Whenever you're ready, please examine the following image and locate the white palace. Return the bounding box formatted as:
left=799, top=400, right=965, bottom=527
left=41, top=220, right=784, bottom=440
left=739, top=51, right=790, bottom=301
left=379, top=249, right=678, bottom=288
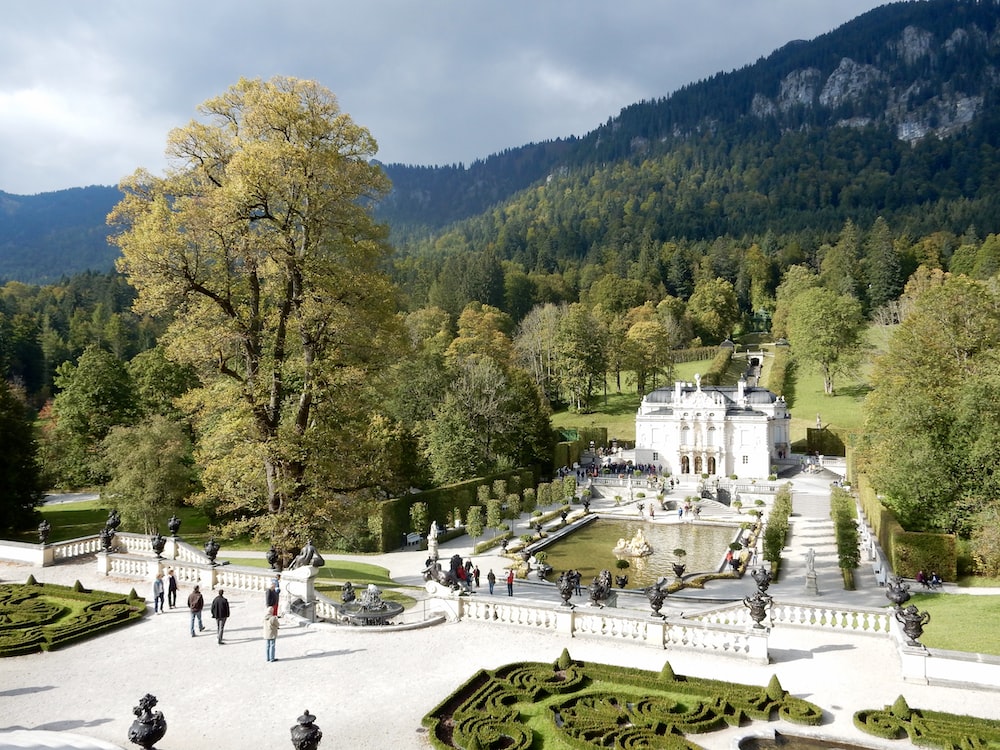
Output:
left=633, top=374, right=791, bottom=479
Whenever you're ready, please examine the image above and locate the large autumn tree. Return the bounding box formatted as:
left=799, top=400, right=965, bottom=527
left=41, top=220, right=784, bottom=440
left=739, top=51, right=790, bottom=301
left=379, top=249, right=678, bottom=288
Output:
left=108, top=77, right=402, bottom=543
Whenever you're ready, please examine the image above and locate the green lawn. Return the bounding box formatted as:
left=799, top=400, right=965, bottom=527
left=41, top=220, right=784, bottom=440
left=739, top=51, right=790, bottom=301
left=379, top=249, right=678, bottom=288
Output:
left=908, top=593, right=1000, bottom=655
left=13, top=500, right=214, bottom=546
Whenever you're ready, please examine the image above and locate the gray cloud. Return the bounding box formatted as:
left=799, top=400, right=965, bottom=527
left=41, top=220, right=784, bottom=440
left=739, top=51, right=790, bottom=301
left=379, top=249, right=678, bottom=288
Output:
left=0, top=0, right=885, bottom=194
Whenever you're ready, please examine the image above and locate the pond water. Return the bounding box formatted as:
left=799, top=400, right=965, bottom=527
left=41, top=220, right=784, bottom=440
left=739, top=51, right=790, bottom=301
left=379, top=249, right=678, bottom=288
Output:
left=740, top=733, right=892, bottom=750
left=539, top=518, right=743, bottom=590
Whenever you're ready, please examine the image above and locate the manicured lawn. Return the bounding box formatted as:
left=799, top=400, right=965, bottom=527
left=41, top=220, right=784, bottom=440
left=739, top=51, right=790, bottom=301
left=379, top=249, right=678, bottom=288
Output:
left=232, top=556, right=406, bottom=588
left=14, top=500, right=215, bottom=546
left=907, top=593, right=1000, bottom=655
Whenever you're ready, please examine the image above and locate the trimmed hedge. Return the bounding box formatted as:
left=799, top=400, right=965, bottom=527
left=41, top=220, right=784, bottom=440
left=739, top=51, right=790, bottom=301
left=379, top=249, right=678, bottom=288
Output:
left=855, top=470, right=957, bottom=581
left=0, top=580, right=145, bottom=657
left=423, top=652, right=822, bottom=749
left=374, top=467, right=538, bottom=553
left=855, top=696, right=1000, bottom=748
left=763, top=346, right=791, bottom=395
left=700, top=348, right=733, bottom=386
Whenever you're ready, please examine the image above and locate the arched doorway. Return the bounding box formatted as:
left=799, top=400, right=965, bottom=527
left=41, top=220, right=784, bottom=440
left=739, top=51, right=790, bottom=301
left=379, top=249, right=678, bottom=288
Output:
left=681, top=456, right=690, bottom=474
left=708, top=456, right=716, bottom=475
left=694, top=456, right=703, bottom=474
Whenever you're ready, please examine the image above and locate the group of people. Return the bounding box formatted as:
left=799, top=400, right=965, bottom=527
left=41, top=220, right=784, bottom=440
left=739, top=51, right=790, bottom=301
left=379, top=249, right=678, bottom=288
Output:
left=150, top=568, right=179, bottom=613
left=916, top=570, right=943, bottom=589
left=153, top=570, right=283, bottom=662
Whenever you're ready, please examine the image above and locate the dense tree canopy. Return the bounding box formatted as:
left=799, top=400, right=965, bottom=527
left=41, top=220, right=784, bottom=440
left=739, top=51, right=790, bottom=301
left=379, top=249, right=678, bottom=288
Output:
left=0, top=381, right=43, bottom=532
left=108, top=77, right=404, bottom=542
left=862, top=273, right=1000, bottom=533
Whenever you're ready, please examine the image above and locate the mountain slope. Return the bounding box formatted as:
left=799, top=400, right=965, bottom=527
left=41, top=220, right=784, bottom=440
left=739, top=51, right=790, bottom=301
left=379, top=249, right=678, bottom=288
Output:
left=376, top=0, right=1000, bottom=242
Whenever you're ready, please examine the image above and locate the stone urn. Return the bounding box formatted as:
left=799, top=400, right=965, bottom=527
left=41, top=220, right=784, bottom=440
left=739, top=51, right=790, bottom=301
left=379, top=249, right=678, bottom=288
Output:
left=167, top=514, right=181, bottom=537
left=885, top=576, right=911, bottom=608
left=582, top=498, right=591, bottom=513
left=743, top=590, right=772, bottom=628
left=99, top=525, right=115, bottom=552
left=895, top=604, right=931, bottom=646
left=560, top=510, right=569, bottom=523
left=127, top=693, right=166, bottom=750
left=290, top=709, right=322, bottom=750
left=615, top=574, right=629, bottom=588
left=645, top=584, right=666, bottom=618
left=38, top=520, right=51, bottom=545
left=557, top=572, right=575, bottom=607
left=204, top=537, right=220, bottom=566
left=150, top=532, right=166, bottom=559
left=671, top=562, right=686, bottom=581
left=751, top=566, right=772, bottom=593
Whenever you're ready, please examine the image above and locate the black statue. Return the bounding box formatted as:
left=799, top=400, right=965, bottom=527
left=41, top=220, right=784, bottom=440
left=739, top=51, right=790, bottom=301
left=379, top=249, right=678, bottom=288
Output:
left=266, top=545, right=280, bottom=570
left=560, top=510, right=569, bottom=523
left=588, top=569, right=613, bottom=607
left=751, top=567, right=772, bottom=593
left=671, top=562, right=686, bottom=581
left=290, top=709, right=322, bottom=750
left=423, top=560, right=460, bottom=589
left=289, top=539, right=325, bottom=569
left=127, top=693, right=167, bottom=750
left=99, top=525, right=115, bottom=552
left=341, top=581, right=356, bottom=604
left=167, top=514, right=181, bottom=537
left=106, top=509, right=122, bottom=533
left=150, top=532, right=166, bottom=559
left=644, top=583, right=667, bottom=618
left=743, top=590, right=772, bottom=628
left=204, top=537, right=220, bottom=565
left=895, top=604, right=931, bottom=646
left=582, top=498, right=591, bottom=513
left=557, top=571, right=575, bottom=607
left=885, top=576, right=911, bottom=608
left=615, top=574, right=629, bottom=588
left=38, top=519, right=51, bottom=545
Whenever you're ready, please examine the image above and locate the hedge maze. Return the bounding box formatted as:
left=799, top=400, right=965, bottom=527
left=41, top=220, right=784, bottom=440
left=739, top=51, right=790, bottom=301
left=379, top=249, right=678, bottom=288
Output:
left=423, top=649, right=823, bottom=749
left=0, top=578, right=145, bottom=656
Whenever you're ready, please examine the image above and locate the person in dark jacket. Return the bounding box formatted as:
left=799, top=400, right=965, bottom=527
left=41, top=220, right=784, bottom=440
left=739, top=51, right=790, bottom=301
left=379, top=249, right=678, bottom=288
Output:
left=266, top=581, right=280, bottom=616
left=166, top=568, right=178, bottom=608
left=188, top=585, right=205, bottom=637
left=210, top=589, right=230, bottom=644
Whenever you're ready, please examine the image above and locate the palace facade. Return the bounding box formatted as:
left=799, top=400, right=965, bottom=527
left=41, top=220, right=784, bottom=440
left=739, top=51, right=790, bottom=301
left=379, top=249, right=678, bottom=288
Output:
left=633, top=374, right=791, bottom=478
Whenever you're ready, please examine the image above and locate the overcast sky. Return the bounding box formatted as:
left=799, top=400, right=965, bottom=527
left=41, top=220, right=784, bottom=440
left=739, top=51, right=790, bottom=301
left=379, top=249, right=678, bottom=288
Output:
left=0, top=1, right=888, bottom=195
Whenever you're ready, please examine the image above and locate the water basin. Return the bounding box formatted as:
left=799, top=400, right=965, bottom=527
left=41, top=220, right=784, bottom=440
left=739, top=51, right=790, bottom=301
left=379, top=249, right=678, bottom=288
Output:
left=539, top=517, right=742, bottom=589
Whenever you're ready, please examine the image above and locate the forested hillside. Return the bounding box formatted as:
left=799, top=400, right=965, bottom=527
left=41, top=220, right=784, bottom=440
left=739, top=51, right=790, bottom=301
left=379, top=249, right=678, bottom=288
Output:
left=380, top=0, right=1000, bottom=320
left=0, top=187, right=121, bottom=284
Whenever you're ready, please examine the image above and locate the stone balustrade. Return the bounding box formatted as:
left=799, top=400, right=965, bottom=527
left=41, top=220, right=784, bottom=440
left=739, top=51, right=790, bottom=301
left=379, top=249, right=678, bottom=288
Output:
left=691, top=600, right=892, bottom=634
left=51, top=535, right=103, bottom=561
left=448, top=596, right=770, bottom=663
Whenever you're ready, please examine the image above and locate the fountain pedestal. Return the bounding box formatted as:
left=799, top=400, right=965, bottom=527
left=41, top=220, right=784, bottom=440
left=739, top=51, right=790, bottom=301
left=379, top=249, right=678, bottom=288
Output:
left=283, top=565, right=319, bottom=621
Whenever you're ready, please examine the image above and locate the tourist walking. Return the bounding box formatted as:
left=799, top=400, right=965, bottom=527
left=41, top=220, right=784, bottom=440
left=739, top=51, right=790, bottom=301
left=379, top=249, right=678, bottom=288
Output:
left=506, top=569, right=515, bottom=596
left=210, top=589, right=230, bottom=644
left=188, top=585, right=205, bottom=636
left=263, top=608, right=279, bottom=662
left=473, top=565, right=480, bottom=588
left=266, top=581, right=280, bottom=616
left=152, top=573, right=164, bottom=614
left=166, top=569, right=178, bottom=608
left=486, top=569, right=496, bottom=595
